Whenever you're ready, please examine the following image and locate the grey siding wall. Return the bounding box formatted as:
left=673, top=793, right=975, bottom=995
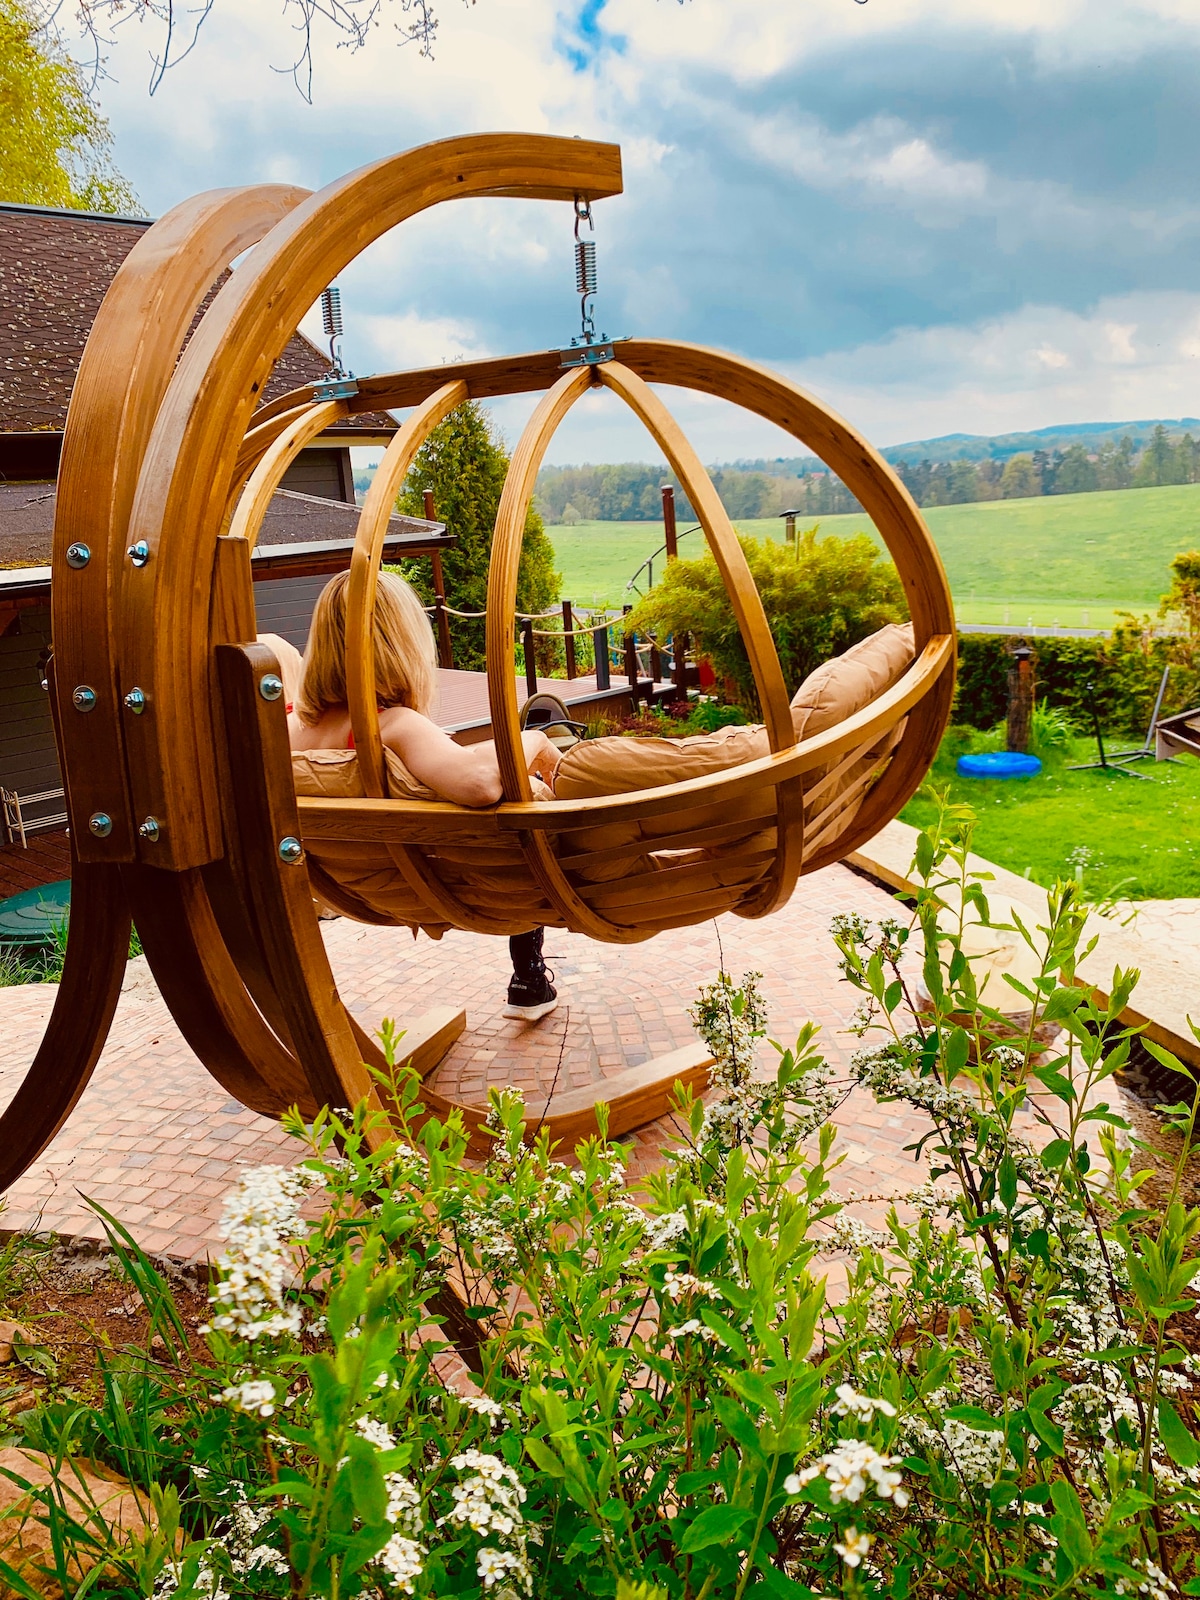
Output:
left=0, top=582, right=323, bottom=820
left=253, top=574, right=324, bottom=651
left=280, top=448, right=353, bottom=503
left=0, top=605, right=60, bottom=802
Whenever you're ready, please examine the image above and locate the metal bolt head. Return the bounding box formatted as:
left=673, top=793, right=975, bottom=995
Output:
left=72, top=684, right=97, bottom=713
left=278, top=835, right=303, bottom=864
left=259, top=674, right=284, bottom=702
left=65, top=542, right=91, bottom=569
left=123, top=687, right=146, bottom=715
left=127, top=540, right=150, bottom=567
left=138, top=816, right=161, bottom=842
left=88, top=812, right=113, bottom=838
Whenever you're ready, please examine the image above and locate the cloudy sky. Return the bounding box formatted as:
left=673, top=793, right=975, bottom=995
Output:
left=92, top=0, right=1200, bottom=463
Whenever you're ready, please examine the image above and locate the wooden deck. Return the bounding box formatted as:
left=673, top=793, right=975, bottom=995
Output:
left=438, top=668, right=678, bottom=741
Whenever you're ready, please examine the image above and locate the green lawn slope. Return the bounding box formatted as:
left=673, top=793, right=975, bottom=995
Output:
left=546, top=481, right=1200, bottom=626
left=900, top=734, right=1200, bottom=900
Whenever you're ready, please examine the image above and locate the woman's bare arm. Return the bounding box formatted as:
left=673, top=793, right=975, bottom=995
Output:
left=381, top=708, right=559, bottom=807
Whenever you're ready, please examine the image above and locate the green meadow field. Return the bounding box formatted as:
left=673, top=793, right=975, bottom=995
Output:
left=545, top=481, right=1200, bottom=626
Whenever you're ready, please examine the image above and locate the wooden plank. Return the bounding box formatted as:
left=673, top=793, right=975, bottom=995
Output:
left=228, top=400, right=348, bottom=549
left=53, top=182, right=310, bottom=866
left=0, top=856, right=129, bottom=1194
left=556, top=815, right=777, bottom=872
left=347, top=382, right=466, bottom=797
left=123, top=862, right=317, bottom=1116
left=522, top=1042, right=713, bottom=1144
left=118, top=135, right=623, bottom=871
left=575, top=848, right=777, bottom=910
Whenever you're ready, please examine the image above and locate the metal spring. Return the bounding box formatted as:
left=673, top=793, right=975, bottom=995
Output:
left=320, top=285, right=344, bottom=339
left=575, top=239, right=597, bottom=297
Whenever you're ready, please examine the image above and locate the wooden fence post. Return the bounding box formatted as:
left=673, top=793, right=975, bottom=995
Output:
left=422, top=489, right=454, bottom=671
left=593, top=622, right=610, bottom=691
left=521, top=617, right=538, bottom=703
left=662, top=484, right=677, bottom=562
left=562, top=599, right=577, bottom=680
left=623, top=604, right=639, bottom=708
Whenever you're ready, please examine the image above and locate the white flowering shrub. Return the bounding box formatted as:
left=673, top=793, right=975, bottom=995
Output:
left=8, top=797, right=1200, bottom=1599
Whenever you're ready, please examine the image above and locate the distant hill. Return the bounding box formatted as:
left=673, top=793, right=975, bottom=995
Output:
left=732, top=418, right=1200, bottom=474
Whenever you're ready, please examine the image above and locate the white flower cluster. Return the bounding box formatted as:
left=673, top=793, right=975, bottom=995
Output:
left=1115, top=1556, right=1176, bottom=1600
left=357, top=1415, right=396, bottom=1450
left=463, top=1394, right=507, bottom=1424
left=385, top=1473, right=422, bottom=1535
left=690, top=971, right=768, bottom=1090
left=218, top=1378, right=276, bottom=1418
left=152, top=1559, right=228, bottom=1599
left=206, top=1163, right=322, bottom=1341
left=833, top=1524, right=873, bottom=1568
left=666, top=1318, right=720, bottom=1344
left=820, top=1216, right=887, bottom=1256
left=904, top=1414, right=1013, bottom=1486
left=378, top=1534, right=426, bottom=1595
left=218, top=1492, right=290, bottom=1578
left=786, top=1438, right=908, bottom=1508
left=830, top=1385, right=898, bottom=1423
left=662, top=1269, right=717, bottom=1302
left=440, top=1451, right=526, bottom=1538
left=439, top=1450, right=532, bottom=1595
left=644, top=1209, right=689, bottom=1251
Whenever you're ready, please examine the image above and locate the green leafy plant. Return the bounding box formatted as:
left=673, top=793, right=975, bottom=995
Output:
left=8, top=802, right=1200, bottom=1597
left=625, top=525, right=906, bottom=712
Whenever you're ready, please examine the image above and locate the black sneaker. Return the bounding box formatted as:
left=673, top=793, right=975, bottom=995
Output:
left=504, top=966, right=559, bottom=1022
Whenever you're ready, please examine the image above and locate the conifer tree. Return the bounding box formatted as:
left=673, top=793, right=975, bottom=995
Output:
left=396, top=400, right=560, bottom=673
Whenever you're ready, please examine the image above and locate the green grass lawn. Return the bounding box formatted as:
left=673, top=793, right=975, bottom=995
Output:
left=547, top=481, right=1200, bottom=625
left=899, top=730, right=1200, bottom=901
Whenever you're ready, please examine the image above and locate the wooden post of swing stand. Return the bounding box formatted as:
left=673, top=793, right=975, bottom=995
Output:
left=662, top=484, right=678, bottom=562
left=593, top=619, right=610, bottom=691
left=562, top=599, right=577, bottom=680
left=623, top=604, right=640, bottom=709
left=672, top=631, right=690, bottom=704
left=521, top=616, right=538, bottom=703
left=1007, top=643, right=1034, bottom=753
left=423, top=489, right=454, bottom=670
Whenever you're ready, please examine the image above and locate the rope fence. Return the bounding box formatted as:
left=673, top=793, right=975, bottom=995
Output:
left=397, top=484, right=700, bottom=704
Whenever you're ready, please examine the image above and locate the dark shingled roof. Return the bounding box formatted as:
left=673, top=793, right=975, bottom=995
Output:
left=0, top=481, right=436, bottom=570
left=0, top=202, right=395, bottom=435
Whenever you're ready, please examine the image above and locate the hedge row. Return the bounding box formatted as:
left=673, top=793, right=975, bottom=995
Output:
left=953, top=632, right=1184, bottom=736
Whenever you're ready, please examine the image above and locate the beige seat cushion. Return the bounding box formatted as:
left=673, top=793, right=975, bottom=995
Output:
left=552, top=623, right=916, bottom=882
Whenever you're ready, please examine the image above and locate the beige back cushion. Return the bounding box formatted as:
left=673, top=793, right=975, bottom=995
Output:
left=789, top=622, right=915, bottom=739
left=291, top=748, right=553, bottom=804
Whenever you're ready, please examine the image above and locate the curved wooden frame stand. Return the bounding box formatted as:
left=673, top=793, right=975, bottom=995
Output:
left=0, top=133, right=956, bottom=1196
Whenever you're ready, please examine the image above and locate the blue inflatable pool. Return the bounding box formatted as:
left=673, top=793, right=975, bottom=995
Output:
left=956, top=751, right=1042, bottom=780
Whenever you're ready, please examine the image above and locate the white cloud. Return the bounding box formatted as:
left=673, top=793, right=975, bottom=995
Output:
left=359, top=309, right=493, bottom=369
left=81, top=0, right=1200, bottom=468
left=785, top=291, right=1200, bottom=447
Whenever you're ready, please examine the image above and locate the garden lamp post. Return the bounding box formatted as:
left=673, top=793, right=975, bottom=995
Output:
left=1006, top=643, right=1034, bottom=753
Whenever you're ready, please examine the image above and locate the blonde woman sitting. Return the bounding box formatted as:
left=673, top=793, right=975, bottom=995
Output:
left=282, top=569, right=562, bottom=1020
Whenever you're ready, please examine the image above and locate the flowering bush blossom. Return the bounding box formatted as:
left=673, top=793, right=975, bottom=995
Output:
left=13, top=801, right=1200, bottom=1598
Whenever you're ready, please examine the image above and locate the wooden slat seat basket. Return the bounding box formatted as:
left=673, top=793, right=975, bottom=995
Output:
left=0, top=131, right=956, bottom=1216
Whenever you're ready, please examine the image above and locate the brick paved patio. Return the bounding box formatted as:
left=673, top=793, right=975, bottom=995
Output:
left=0, top=858, right=1072, bottom=1262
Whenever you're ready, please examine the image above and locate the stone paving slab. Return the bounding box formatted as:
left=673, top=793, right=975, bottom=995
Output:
left=0, top=859, right=1063, bottom=1263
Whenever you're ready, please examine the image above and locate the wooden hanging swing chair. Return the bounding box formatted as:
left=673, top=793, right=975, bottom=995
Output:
left=0, top=134, right=955, bottom=1191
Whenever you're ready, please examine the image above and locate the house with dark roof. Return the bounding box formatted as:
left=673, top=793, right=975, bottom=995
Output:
left=0, top=200, right=450, bottom=856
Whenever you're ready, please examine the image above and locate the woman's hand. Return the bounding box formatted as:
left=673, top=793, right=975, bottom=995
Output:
left=522, top=729, right=561, bottom=791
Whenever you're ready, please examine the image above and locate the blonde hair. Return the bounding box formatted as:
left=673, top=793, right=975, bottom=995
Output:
left=297, top=569, right=438, bottom=724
